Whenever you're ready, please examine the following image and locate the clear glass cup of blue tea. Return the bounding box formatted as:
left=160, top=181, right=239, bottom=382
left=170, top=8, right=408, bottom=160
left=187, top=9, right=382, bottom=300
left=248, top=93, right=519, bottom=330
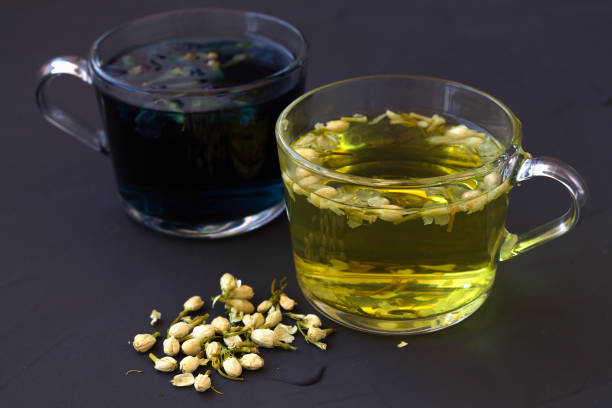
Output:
left=36, top=9, right=307, bottom=237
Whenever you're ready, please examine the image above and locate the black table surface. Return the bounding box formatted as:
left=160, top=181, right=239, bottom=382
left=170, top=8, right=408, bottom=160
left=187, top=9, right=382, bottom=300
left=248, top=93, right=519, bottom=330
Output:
left=3, top=0, right=611, bottom=406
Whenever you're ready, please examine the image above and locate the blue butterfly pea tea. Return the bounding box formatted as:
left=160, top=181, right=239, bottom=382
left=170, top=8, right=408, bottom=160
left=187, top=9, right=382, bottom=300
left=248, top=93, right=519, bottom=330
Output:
left=98, top=39, right=305, bottom=227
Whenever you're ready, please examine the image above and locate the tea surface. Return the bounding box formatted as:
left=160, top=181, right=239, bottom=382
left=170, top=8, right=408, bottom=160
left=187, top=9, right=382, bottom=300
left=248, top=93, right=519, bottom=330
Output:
left=103, top=39, right=292, bottom=90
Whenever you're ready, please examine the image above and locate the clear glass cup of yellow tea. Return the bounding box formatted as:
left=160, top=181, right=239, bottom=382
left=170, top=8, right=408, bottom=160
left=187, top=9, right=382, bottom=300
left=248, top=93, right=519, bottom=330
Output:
left=275, top=75, right=587, bottom=334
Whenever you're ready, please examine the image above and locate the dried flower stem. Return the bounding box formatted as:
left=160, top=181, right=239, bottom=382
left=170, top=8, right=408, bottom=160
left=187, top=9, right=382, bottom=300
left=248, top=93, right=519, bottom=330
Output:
left=125, top=369, right=144, bottom=376
left=178, top=333, right=220, bottom=344
left=169, top=309, right=189, bottom=326
left=275, top=342, right=297, bottom=351
left=222, top=327, right=250, bottom=338
left=259, top=277, right=288, bottom=307
left=231, top=346, right=257, bottom=354
left=198, top=336, right=217, bottom=347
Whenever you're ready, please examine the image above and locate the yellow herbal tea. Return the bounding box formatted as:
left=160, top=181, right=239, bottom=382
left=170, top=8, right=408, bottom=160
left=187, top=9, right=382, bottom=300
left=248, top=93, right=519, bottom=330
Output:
left=281, top=111, right=511, bottom=329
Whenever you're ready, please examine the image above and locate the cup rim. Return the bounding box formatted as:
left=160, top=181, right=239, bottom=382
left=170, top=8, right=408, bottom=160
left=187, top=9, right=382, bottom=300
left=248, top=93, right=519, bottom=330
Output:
left=89, top=8, right=308, bottom=96
left=276, top=74, right=522, bottom=188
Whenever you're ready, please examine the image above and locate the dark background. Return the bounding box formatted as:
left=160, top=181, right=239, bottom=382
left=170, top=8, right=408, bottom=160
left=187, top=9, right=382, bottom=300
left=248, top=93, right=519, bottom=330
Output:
left=2, top=0, right=611, bottom=407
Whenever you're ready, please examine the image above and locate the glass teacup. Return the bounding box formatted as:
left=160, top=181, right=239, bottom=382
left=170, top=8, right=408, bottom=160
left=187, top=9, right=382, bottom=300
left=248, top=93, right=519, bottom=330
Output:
left=36, top=9, right=307, bottom=238
left=276, top=75, right=587, bottom=334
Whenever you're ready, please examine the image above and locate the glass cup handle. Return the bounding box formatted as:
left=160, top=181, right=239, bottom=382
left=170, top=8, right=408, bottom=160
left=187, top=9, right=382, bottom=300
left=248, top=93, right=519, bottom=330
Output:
left=499, top=156, right=588, bottom=261
left=36, top=56, right=108, bottom=154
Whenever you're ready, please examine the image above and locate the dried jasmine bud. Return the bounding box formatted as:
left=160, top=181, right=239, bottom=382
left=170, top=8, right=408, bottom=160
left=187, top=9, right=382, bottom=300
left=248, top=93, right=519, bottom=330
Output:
left=279, top=294, right=297, bottom=311
left=181, top=338, right=202, bottom=356
left=192, top=324, right=216, bottom=339
left=167, top=322, right=191, bottom=338
left=292, top=316, right=335, bottom=351
left=211, top=316, right=231, bottom=334
left=168, top=314, right=208, bottom=338
left=220, top=273, right=238, bottom=293
left=132, top=332, right=160, bottom=352
left=171, top=373, right=195, bottom=387
left=251, top=328, right=296, bottom=350
left=240, top=353, right=264, bottom=371
left=169, top=297, right=206, bottom=327
left=213, top=274, right=254, bottom=313
left=223, top=335, right=243, bottom=349
left=229, top=285, right=255, bottom=300
left=274, top=324, right=297, bottom=344
left=194, top=371, right=212, bottom=392
left=179, top=355, right=200, bottom=373
left=302, top=314, right=322, bottom=328
left=149, top=353, right=177, bottom=372
left=287, top=313, right=322, bottom=329
left=264, top=306, right=283, bottom=328
left=184, top=296, right=204, bottom=312
left=163, top=336, right=180, bottom=356
left=225, top=298, right=255, bottom=314
left=205, top=341, right=222, bottom=359
left=222, top=356, right=242, bottom=378
left=257, top=300, right=273, bottom=313
left=307, top=327, right=335, bottom=342
left=150, top=310, right=161, bottom=326
left=251, top=329, right=275, bottom=348
left=242, top=313, right=265, bottom=330
left=209, top=346, right=245, bottom=381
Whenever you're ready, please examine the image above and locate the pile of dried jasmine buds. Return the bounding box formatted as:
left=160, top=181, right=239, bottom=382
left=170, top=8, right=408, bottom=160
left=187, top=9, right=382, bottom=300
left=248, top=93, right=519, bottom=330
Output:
left=130, top=274, right=334, bottom=394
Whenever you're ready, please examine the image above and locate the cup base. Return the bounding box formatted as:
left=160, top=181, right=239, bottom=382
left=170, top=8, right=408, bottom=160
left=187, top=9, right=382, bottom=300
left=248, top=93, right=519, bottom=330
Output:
left=121, top=198, right=285, bottom=238
left=304, top=289, right=490, bottom=335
